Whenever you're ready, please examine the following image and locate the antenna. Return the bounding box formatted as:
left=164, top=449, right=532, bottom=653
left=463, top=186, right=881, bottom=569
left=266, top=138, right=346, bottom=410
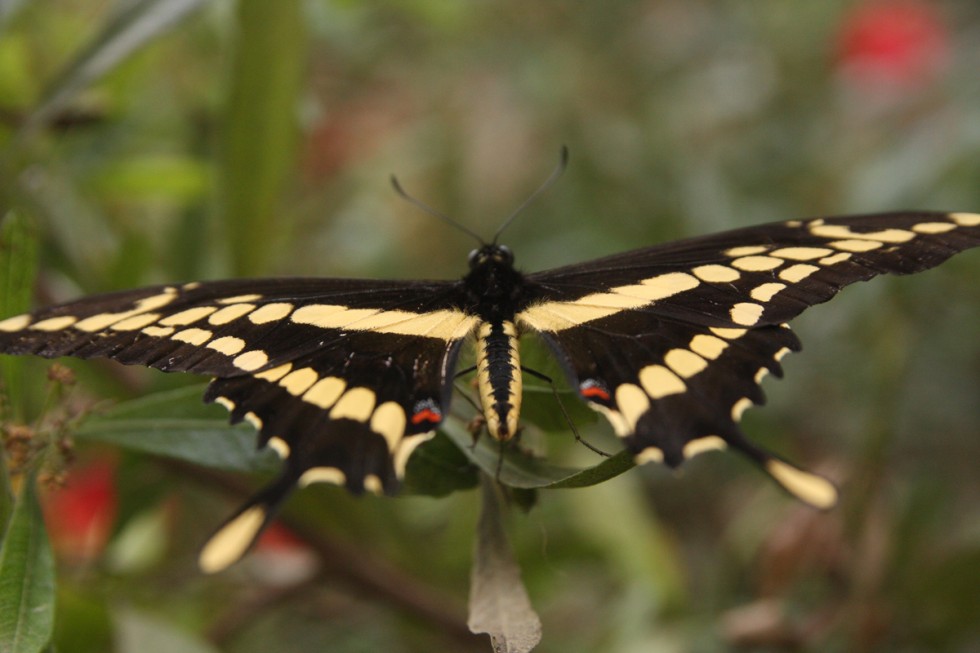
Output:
left=492, top=145, right=569, bottom=244
left=391, top=146, right=570, bottom=245
left=390, top=175, right=485, bottom=245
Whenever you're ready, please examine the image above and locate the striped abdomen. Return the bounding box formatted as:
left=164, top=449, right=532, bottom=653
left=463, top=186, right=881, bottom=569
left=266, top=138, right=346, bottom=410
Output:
left=475, top=320, right=522, bottom=440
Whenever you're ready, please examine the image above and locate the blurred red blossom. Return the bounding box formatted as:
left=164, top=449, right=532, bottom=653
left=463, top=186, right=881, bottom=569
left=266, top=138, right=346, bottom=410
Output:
left=836, top=0, right=949, bottom=89
left=251, top=522, right=319, bottom=585
left=42, top=457, right=118, bottom=563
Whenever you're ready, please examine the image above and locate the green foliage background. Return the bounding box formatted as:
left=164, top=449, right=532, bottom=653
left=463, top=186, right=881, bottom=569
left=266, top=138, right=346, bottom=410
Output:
left=1, top=1, right=979, bottom=651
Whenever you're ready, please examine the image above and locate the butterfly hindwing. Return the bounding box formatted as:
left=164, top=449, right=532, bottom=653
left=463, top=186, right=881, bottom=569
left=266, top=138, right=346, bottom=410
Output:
left=518, top=212, right=980, bottom=505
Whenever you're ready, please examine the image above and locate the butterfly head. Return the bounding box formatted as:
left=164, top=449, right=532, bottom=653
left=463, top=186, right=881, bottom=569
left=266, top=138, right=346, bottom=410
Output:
left=468, top=244, right=515, bottom=270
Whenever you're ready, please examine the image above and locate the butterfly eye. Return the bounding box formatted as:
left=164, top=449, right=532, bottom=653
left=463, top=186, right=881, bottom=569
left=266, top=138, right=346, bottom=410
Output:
left=496, top=245, right=514, bottom=265
left=467, top=248, right=481, bottom=268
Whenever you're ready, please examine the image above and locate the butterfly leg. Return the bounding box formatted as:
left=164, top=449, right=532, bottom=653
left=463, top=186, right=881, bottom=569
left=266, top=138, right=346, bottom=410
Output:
left=520, top=366, right=611, bottom=458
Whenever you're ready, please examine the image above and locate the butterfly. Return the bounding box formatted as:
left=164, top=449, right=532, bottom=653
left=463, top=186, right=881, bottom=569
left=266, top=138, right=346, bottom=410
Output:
left=1, top=203, right=977, bottom=572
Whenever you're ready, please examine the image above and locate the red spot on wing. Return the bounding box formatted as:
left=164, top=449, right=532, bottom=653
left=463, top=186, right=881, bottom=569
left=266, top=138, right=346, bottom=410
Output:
left=411, top=408, right=442, bottom=425
left=580, top=381, right=610, bottom=402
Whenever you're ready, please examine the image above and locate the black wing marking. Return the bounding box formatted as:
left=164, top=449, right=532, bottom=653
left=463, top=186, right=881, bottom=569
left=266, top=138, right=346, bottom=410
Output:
left=517, top=212, right=980, bottom=506
left=0, top=276, right=479, bottom=570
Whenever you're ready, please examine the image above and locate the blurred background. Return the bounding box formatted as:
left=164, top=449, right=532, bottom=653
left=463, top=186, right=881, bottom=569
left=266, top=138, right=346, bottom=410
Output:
left=0, top=1, right=978, bottom=651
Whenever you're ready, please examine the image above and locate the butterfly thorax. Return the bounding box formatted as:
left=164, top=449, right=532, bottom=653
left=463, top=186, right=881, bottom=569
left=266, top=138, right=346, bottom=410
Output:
left=463, top=244, right=525, bottom=440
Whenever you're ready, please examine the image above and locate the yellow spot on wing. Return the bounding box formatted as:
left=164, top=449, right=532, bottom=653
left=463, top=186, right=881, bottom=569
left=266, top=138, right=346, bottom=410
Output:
left=689, top=334, right=728, bottom=360
left=303, top=376, right=346, bottom=408
left=255, top=363, right=292, bottom=382
left=371, top=401, right=407, bottom=451
left=244, top=412, right=262, bottom=429
left=638, top=365, right=685, bottom=399
left=693, top=264, right=740, bottom=283
left=267, top=436, right=290, bottom=458
left=233, top=350, right=269, bottom=372
left=634, top=447, right=664, bottom=464
left=615, top=383, right=650, bottom=432
left=172, top=328, right=213, bottom=345
left=829, top=239, right=882, bottom=252
left=393, top=432, right=435, bottom=478
left=199, top=506, right=267, bottom=573
left=710, top=327, right=747, bottom=340
left=300, top=467, right=346, bottom=487
left=31, top=316, right=78, bottom=331
left=725, top=245, right=769, bottom=256
left=219, top=294, right=263, bottom=304
left=810, top=224, right=913, bottom=243
left=110, top=313, right=160, bottom=331
left=214, top=396, right=235, bottom=411
left=912, top=222, right=956, bottom=234
left=731, top=256, right=782, bottom=272
left=818, top=252, right=852, bottom=265
left=779, top=264, right=819, bottom=283
left=683, top=435, right=726, bottom=458
left=750, top=282, right=786, bottom=302
left=731, top=397, right=753, bottom=420
left=279, top=367, right=319, bottom=395
left=591, top=404, right=631, bottom=437
left=765, top=460, right=838, bottom=509
left=664, top=348, right=708, bottom=378
left=730, top=302, right=764, bottom=326
left=142, top=326, right=175, bottom=337
left=248, top=303, right=294, bottom=324
left=770, top=246, right=834, bottom=260
left=330, top=387, right=376, bottom=421
left=950, top=212, right=980, bottom=226
left=208, top=303, right=255, bottom=325
left=363, top=475, right=384, bottom=495
left=206, top=336, right=246, bottom=355
left=0, top=314, right=30, bottom=331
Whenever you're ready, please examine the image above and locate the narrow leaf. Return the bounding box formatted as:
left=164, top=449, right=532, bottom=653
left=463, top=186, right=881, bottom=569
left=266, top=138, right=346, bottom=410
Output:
left=468, top=476, right=541, bottom=653
left=75, top=386, right=278, bottom=474
left=0, top=210, right=37, bottom=412
left=220, top=0, right=307, bottom=275
left=0, top=473, right=56, bottom=653
left=441, top=419, right=634, bottom=490
left=24, top=0, right=207, bottom=134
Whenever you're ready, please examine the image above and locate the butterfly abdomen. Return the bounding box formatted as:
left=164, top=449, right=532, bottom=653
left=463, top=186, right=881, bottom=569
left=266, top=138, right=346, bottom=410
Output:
left=475, top=320, right=522, bottom=440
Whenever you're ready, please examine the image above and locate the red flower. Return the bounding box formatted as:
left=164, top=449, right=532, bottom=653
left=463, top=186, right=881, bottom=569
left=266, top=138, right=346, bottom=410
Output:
left=43, top=458, right=118, bottom=563
left=836, top=0, right=949, bottom=88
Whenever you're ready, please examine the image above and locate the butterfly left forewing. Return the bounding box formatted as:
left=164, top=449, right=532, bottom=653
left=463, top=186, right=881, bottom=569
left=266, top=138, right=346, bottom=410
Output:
left=518, top=211, right=979, bottom=506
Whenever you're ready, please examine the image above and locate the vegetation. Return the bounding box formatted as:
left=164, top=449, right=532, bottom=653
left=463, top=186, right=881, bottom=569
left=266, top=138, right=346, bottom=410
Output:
left=1, top=1, right=978, bottom=651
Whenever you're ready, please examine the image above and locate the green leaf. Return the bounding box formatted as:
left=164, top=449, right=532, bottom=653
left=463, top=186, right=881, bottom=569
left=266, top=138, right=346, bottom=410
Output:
left=75, top=386, right=278, bottom=474
left=440, top=419, right=634, bottom=490
left=0, top=210, right=37, bottom=413
left=219, top=0, right=307, bottom=275
left=0, top=451, right=12, bottom=551
left=0, top=473, right=56, bottom=653
left=402, top=431, right=479, bottom=497
left=51, top=588, right=113, bottom=653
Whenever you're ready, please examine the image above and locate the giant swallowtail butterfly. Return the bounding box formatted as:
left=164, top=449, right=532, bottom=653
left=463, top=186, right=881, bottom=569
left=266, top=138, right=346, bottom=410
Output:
left=1, top=203, right=977, bottom=572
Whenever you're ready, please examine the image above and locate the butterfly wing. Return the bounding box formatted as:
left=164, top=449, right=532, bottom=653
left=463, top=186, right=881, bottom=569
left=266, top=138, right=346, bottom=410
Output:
left=517, top=212, right=980, bottom=506
left=0, top=276, right=479, bottom=569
